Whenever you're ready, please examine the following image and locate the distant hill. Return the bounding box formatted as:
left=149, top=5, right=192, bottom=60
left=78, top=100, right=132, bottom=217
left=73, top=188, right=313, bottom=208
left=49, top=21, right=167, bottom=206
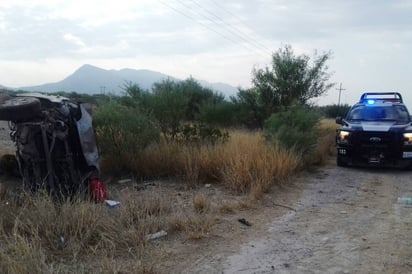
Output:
left=17, top=64, right=239, bottom=96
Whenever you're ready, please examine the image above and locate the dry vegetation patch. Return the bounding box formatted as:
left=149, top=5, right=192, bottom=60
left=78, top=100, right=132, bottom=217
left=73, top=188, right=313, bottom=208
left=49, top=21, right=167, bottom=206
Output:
left=102, top=130, right=301, bottom=199
left=0, top=121, right=337, bottom=273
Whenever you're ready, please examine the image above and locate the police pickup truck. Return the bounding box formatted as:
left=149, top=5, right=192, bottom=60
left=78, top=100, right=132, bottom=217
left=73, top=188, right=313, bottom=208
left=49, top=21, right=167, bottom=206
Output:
left=336, top=92, right=412, bottom=168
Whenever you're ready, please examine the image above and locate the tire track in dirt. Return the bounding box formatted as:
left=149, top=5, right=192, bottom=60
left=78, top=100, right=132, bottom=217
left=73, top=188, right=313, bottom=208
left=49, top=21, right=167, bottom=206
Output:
left=194, top=162, right=412, bottom=273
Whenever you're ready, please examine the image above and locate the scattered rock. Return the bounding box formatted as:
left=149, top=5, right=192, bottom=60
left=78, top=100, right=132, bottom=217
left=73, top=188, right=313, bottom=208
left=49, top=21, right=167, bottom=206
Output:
left=58, top=236, right=66, bottom=250
left=118, top=178, right=132, bottom=184
left=238, top=218, right=252, bottom=227
left=146, top=230, right=168, bottom=241
left=205, top=184, right=211, bottom=188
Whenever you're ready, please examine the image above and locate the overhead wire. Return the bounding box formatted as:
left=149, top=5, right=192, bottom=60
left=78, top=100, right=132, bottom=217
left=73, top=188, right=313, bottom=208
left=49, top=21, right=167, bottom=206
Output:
left=173, top=0, right=267, bottom=57
left=189, top=0, right=272, bottom=55
left=157, top=1, right=245, bottom=49
left=207, top=0, right=274, bottom=54
left=157, top=0, right=269, bottom=59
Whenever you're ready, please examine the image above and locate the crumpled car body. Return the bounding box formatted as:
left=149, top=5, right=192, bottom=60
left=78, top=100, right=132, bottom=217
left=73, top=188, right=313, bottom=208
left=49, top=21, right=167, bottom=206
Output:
left=0, top=92, right=100, bottom=198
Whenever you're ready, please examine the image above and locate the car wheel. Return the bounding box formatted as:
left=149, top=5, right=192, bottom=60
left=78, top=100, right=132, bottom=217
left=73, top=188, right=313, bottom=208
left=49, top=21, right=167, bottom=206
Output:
left=0, top=97, right=42, bottom=121
left=337, top=155, right=348, bottom=167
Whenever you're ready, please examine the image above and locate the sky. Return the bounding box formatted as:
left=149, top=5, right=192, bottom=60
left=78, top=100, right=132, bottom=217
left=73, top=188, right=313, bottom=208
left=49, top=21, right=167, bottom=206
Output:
left=0, top=0, right=412, bottom=106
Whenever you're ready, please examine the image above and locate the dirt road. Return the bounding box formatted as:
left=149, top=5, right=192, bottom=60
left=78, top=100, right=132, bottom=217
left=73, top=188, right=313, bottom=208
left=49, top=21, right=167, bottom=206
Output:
left=191, top=162, right=412, bottom=273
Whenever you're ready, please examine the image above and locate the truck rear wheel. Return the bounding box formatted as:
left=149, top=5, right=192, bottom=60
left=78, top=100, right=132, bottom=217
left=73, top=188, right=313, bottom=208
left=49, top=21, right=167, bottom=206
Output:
left=0, top=97, right=41, bottom=121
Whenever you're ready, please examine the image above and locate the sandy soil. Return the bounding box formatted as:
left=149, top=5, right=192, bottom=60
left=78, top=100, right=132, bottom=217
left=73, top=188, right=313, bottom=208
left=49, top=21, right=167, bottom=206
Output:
left=179, top=161, right=412, bottom=274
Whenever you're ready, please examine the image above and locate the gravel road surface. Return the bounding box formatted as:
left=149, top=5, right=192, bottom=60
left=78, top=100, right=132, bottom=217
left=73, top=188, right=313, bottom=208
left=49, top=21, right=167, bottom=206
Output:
left=193, top=162, right=412, bottom=273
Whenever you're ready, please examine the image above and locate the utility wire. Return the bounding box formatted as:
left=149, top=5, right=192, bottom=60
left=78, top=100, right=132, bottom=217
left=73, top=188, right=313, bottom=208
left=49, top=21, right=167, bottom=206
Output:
left=189, top=0, right=272, bottom=55
left=208, top=0, right=274, bottom=54
left=158, top=0, right=268, bottom=59
left=158, top=1, right=241, bottom=47
left=173, top=0, right=266, bottom=57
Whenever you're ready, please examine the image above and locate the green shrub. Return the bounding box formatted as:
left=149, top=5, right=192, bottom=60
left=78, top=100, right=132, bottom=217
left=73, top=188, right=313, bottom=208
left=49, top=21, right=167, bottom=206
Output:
left=264, top=105, right=320, bottom=154
left=149, top=79, right=189, bottom=139
left=198, top=101, right=241, bottom=127
left=93, top=100, right=160, bottom=171
left=319, top=104, right=351, bottom=118
left=180, top=124, right=229, bottom=145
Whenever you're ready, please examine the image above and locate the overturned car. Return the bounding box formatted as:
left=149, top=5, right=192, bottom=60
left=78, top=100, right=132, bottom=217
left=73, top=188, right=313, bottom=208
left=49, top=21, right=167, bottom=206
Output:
left=0, top=93, right=104, bottom=198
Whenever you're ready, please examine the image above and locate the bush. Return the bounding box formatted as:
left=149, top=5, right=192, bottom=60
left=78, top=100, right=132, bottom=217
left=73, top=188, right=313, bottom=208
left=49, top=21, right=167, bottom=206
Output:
left=320, top=104, right=351, bottom=118
left=264, top=105, right=320, bottom=155
left=93, top=100, right=160, bottom=172
left=179, top=124, right=229, bottom=145
left=149, top=79, right=189, bottom=139
left=198, top=101, right=241, bottom=127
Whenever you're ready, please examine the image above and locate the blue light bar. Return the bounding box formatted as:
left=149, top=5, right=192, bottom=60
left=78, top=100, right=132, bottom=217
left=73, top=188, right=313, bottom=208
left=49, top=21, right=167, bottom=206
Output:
left=367, top=100, right=375, bottom=105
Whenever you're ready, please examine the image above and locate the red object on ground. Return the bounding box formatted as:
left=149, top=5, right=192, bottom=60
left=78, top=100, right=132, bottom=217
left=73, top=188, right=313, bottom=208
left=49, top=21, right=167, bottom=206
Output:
left=90, top=176, right=108, bottom=202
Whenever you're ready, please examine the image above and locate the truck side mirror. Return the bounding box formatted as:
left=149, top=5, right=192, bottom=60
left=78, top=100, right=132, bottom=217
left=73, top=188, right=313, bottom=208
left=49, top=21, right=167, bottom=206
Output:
left=336, top=116, right=343, bottom=125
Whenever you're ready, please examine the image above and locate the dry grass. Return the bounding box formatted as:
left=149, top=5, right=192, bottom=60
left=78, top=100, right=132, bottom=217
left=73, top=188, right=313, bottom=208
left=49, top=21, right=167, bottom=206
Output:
left=192, top=193, right=211, bottom=214
left=167, top=212, right=215, bottom=240
left=0, top=122, right=338, bottom=272
left=0, top=187, right=171, bottom=273
left=318, top=118, right=340, bottom=135
left=309, top=118, right=339, bottom=165
left=0, top=183, right=221, bottom=273
left=218, top=202, right=237, bottom=214
left=106, top=130, right=301, bottom=200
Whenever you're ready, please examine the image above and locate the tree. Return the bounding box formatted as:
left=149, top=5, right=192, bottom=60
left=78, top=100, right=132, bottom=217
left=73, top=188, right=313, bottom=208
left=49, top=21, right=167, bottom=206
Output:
left=199, top=100, right=240, bottom=127
left=231, top=88, right=265, bottom=129
left=252, top=45, right=334, bottom=119
left=149, top=79, right=189, bottom=139
left=179, top=77, right=225, bottom=121
left=93, top=100, right=160, bottom=157
left=119, top=81, right=150, bottom=108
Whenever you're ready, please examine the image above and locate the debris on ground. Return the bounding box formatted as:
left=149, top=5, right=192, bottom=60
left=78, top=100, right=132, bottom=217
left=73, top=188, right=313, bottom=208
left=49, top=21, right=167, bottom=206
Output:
left=135, top=182, right=157, bottom=191
left=146, top=230, right=168, bottom=241
left=90, top=177, right=108, bottom=202
left=105, top=200, right=121, bottom=207
left=238, top=218, right=252, bottom=227
left=118, top=178, right=132, bottom=184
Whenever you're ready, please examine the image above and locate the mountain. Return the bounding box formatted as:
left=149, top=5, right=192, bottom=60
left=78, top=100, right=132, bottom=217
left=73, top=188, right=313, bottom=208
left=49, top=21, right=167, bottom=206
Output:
left=18, top=64, right=239, bottom=96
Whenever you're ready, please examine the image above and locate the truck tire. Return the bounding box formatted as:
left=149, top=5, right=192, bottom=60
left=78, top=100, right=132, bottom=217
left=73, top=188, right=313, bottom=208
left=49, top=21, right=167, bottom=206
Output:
left=0, top=97, right=42, bottom=121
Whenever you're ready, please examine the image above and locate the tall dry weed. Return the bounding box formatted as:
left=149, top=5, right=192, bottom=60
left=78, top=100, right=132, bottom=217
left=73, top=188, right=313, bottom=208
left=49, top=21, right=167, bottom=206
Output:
left=310, top=119, right=339, bottom=165
left=0, top=189, right=168, bottom=273
left=215, top=131, right=299, bottom=196
left=125, top=130, right=300, bottom=198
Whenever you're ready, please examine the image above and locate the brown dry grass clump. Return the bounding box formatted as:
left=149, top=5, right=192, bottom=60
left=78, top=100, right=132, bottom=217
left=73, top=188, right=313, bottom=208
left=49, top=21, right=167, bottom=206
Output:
left=106, top=130, right=301, bottom=199
left=0, top=188, right=150, bottom=273
left=310, top=119, right=339, bottom=165
left=0, top=185, right=216, bottom=273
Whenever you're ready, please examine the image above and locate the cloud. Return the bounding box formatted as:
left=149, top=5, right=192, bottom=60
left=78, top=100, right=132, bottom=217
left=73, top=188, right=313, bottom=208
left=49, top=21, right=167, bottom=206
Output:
left=63, top=33, right=86, bottom=47
left=0, top=0, right=412, bottom=106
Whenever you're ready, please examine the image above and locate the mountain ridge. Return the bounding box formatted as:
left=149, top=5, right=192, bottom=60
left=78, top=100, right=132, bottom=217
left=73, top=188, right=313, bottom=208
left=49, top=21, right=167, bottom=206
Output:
left=14, top=64, right=239, bottom=96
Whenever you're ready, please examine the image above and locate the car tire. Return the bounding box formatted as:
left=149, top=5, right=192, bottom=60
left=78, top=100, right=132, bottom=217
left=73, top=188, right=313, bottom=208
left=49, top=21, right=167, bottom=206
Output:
left=337, top=155, right=348, bottom=167
left=0, top=97, right=42, bottom=121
